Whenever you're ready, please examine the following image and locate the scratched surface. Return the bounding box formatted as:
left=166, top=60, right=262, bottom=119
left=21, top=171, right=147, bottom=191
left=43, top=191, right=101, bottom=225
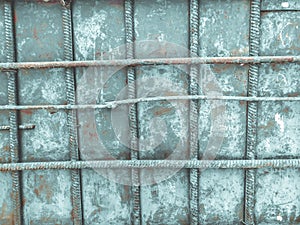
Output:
left=15, top=1, right=73, bottom=224
left=0, top=0, right=299, bottom=225
left=261, top=0, right=300, bottom=11
left=73, top=1, right=132, bottom=224
left=255, top=10, right=300, bottom=225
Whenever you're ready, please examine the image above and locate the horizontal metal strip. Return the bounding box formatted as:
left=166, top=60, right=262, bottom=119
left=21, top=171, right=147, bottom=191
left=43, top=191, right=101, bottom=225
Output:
left=0, top=95, right=299, bottom=111
left=0, top=159, right=299, bottom=171
left=0, top=56, right=299, bottom=70
left=0, top=124, right=35, bottom=130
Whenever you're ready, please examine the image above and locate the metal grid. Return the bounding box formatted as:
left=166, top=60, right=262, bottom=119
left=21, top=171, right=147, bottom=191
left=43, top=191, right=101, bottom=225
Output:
left=0, top=0, right=299, bottom=224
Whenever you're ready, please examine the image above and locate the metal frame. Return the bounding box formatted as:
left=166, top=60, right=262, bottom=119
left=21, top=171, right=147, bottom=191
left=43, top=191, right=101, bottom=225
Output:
left=1, top=0, right=299, bottom=224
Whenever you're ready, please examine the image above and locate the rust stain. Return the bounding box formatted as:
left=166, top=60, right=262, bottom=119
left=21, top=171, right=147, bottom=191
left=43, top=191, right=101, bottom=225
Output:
left=102, top=155, right=115, bottom=160
left=282, top=107, right=290, bottom=113
left=121, top=185, right=130, bottom=202
left=33, top=28, right=38, bottom=40
left=0, top=203, right=7, bottom=219
left=178, top=218, right=189, bottom=225
left=48, top=109, right=58, bottom=115
left=119, top=151, right=130, bottom=160
left=3, top=145, right=10, bottom=152
left=153, top=107, right=173, bottom=116
left=33, top=175, right=53, bottom=201
left=34, top=188, right=40, bottom=197
left=288, top=92, right=299, bottom=97
left=164, top=152, right=171, bottom=159
left=71, top=208, right=75, bottom=221
left=13, top=10, right=17, bottom=24
left=239, top=100, right=246, bottom=106
left=237, top=203, right=244, bottom=221
left=165, top=91, right=180, bottom=96
left=231, top=47, right=248, bottom=56
left=259, top=121, right=275, bottom=129
left=21, top=109, right=33, bottom=115
left=212, top=64, right=233, bottom=73
left=270, top=63, right=281, bottom=72
left=22, top=197, right=26, bottom=205
left=89, top=132, right=98, bottom=139
left=0, top=203, right=14, bottom=225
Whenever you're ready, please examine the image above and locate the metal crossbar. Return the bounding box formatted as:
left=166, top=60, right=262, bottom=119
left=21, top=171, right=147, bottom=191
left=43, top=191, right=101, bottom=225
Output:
left=0, top=95, right=299, bottom=111
left=0, top=159, right=299, bottom=171
left=0, top=55, right=299, bottom=70
left=0, top=124, right=35, bottom=130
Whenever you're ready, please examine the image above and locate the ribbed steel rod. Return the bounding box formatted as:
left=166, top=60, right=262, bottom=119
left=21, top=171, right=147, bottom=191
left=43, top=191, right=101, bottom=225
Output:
left=245, top=0, right=262, bottom=224
left=189, top=0, right=200, bottom=224
left=125, top=0, right=141, bottom=224
left=62, top=4, right=83, bottom=225
left=0, top=56, right=299, bottom=70
left=4, top=1, right=22, bottom=225
left=0, top=159, right=299, bottom=171
left=0, top=124, right=35, bottom=130
left=0, top=95, right=299, bottom=111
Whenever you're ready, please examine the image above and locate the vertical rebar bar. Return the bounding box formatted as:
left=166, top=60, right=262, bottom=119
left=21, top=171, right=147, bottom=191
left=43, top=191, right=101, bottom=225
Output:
left=244, top=0, right=262, bottom=224
left=125, top=0, right=141, bottom=224
left=189, top=0, right=200, bottom=224
left=62, top=4, right=83, bottom=225
left=4, top=1, right=22, bottom=224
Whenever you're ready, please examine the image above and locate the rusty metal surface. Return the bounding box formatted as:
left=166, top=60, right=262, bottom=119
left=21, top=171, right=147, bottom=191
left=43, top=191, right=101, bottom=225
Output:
left=0, top=0, right=299, bottom=225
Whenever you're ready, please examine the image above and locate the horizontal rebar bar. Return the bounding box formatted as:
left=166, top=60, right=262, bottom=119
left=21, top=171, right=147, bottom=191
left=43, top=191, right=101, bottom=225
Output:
left=0, top=124, right=35, bottom=130
left=0, top=95, right=299, bottom=111
left=0, top=56, right=299, bottom=70
left=0, top=159, right=299, bottom=171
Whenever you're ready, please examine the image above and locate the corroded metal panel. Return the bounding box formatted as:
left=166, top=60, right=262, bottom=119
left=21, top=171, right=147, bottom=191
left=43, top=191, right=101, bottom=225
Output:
left=255, top=10, right=300, bottom=225
left=0, top=0, right=299, bottom=225
left=135, top=0, right=190, bottom=224
left=198, top=0, right=249, bottom=224
left=14, top=1, right=73, bottom=224
left=73, top=1, right=132, bottom=224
